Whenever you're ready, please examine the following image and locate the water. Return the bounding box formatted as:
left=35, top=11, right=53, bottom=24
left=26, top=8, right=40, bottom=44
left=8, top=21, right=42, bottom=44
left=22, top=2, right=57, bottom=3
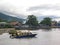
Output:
left=0, top=28, right=60, bottom=45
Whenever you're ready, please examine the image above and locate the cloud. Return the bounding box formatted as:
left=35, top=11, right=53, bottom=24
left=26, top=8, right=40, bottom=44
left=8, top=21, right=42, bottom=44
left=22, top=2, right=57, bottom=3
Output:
left=27, top=4, right=60, bottom=11
left=0, top=0, right=60, bottom=21
left=0, top=3, right=26, bottom=18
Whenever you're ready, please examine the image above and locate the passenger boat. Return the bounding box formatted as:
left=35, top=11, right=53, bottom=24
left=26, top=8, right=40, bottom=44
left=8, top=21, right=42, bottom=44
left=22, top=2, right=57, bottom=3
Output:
left=9, top=30, right=37, bottom=38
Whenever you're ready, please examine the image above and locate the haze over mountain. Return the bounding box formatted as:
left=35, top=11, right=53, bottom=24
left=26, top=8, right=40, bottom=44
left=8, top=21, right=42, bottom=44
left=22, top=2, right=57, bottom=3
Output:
left=0, top=12, right=25, bottom=22
left=37, top=15, right=60, bottom=22
left=0, top=11, right=60, bottom=23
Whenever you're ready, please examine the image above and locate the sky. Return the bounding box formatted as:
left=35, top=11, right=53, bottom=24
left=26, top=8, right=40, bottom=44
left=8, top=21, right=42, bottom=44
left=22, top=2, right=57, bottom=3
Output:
left=0, top=0, right=60, bottom=21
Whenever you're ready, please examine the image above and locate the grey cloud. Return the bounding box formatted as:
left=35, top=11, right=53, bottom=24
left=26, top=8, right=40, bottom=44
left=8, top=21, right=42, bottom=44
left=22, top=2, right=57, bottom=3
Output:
left=36, top=14, right=60, bottom=22
left=27, top=4, right=60, bottom=11
left=0, top=10, right=26, bottom=19
left=0, top=4, right=26, bottom=19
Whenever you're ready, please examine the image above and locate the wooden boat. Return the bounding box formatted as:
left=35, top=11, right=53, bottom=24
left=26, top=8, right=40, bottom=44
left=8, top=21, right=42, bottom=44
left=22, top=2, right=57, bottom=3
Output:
left=9, top=30, right=37, bottom=38
left=14, top=34, right=37, bottom=38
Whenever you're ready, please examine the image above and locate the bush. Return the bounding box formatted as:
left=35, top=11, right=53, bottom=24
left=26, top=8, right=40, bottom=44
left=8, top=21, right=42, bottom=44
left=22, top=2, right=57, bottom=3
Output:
left=9, top=30, right=17, bottom=34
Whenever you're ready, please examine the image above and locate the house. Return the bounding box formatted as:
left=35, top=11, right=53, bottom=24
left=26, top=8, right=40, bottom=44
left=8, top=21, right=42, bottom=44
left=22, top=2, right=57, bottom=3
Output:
left=57, top=21, right=60, bottom=26
left=0, top=22, right=8, bottom=28
left=21, top=24, right=29, bottom=28
left=9, top=21, right=22, bottom=26
left=9, top=21, right=22, bottom=29
left=51, top=21, right=57, bottom=26
left=39, top=24, right=50, bottom=28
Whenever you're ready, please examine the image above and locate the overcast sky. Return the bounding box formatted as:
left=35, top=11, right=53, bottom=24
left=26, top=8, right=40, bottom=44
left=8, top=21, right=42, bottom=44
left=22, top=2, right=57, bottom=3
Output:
left=0, top=0, right=60, bottom=21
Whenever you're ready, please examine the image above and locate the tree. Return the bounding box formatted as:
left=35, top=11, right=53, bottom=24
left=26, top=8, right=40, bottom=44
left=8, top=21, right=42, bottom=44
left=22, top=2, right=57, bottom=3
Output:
left=40, top=17, right=52, bottom=26
left=26, top=15, right=39, bottom=26
left=0, top=19, right=8, bottom=22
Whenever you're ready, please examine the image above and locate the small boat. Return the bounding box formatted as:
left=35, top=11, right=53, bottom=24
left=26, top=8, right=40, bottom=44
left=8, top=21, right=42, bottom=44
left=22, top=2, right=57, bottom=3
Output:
left=9, top=30, right=37, bottom=38
left=14, top=34, right=37, bottom=38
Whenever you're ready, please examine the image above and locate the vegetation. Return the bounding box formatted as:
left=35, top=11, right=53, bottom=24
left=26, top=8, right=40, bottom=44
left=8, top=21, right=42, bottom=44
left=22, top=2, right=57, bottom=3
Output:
left=40, top=17, right=52, bottom=26
left=4, top=24, right=13, bottom=28
left=9, top=30, right=17, bottom=34
left=0, top=13, right=52, bottom=29
left=0, top=24, right=13, bottom=28
left=0, top=19, right=7, bottom=22
left=0, top=13, right=24, bottom=23
left=26, top=15, right=39, bottom=26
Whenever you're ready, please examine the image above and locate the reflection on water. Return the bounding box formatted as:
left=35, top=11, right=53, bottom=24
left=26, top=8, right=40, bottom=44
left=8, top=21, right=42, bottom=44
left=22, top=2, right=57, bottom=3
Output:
left=41, top=28, right=52, bottom=32
left=0, top=28, right=60, bottom=45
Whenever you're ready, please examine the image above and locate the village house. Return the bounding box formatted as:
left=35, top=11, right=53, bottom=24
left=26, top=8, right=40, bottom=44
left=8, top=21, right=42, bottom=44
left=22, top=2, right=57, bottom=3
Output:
left=0, top=22, right=8, bottom=28
left=9, top=21, right=22, bottom=26
left=51, top=21, right=57, bottom=27
left=9, top=21, right=22, bottom=29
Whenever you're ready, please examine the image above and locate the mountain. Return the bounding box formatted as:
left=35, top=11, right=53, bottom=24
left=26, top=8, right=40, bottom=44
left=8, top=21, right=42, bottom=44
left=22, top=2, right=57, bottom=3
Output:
left=0, top=13, right=25, bottom=22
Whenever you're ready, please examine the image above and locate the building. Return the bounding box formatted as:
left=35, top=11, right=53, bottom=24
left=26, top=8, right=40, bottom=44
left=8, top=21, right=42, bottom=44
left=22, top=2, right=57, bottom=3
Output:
left=51, top=21, right=57, bottom=27
left=57, top=21, right=60, bottom=26
left=39, top=24, right=50, bottom=28
left=0, top=22, right=8, bottom=28
left=21, top=24, right=29, bottom=28
left=9, top=21, right=22, bottom=26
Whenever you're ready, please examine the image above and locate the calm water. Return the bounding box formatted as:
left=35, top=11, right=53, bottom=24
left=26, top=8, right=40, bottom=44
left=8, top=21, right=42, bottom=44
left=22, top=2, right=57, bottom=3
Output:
left=0, top=28, right=60, bottom=45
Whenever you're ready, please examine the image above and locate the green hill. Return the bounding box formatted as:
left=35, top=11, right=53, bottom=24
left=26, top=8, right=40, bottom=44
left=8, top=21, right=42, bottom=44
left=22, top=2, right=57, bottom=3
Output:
left=0, top=13, right=25, bottom=22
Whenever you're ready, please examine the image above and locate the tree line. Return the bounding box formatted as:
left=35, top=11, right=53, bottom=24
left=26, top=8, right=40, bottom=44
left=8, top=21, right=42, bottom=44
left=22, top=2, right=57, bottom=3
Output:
left=25, top=15, right=52, bottom=27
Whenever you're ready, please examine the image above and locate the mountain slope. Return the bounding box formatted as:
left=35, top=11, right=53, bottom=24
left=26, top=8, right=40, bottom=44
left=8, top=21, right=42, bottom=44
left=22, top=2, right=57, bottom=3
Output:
left=0, top=13, right=25, bottom=22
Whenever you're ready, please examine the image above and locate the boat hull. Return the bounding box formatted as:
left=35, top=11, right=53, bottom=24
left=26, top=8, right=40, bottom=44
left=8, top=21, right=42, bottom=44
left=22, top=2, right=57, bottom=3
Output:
left=13, top=34, right=37, bottom=38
